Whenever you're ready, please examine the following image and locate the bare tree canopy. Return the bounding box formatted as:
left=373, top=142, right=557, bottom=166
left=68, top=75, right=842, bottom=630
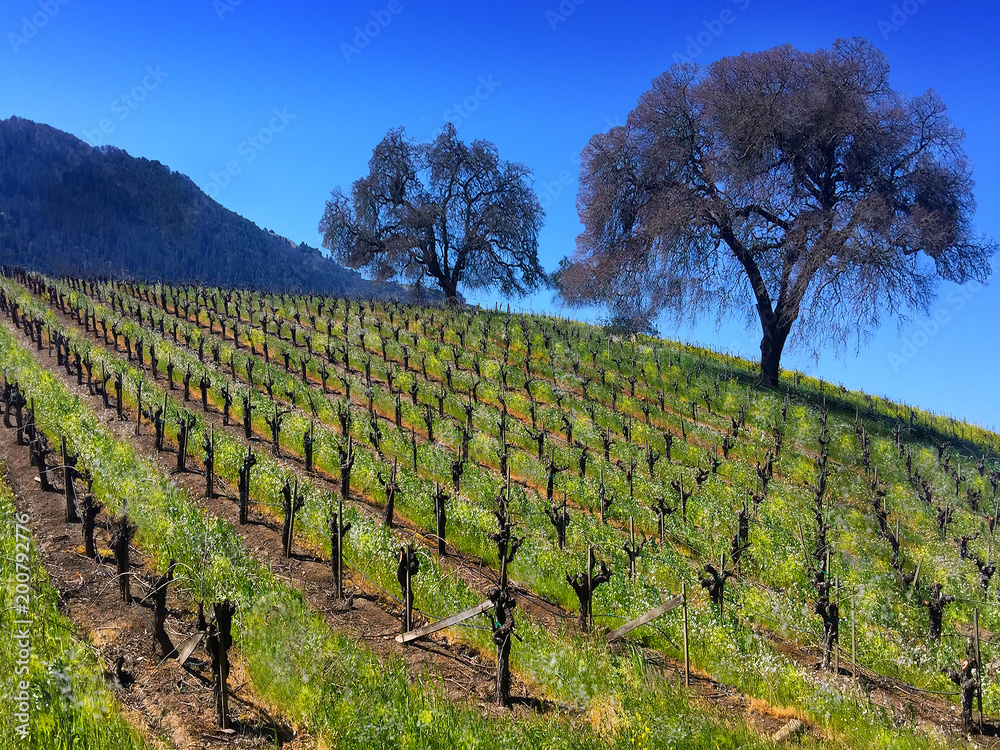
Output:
left=319, top=123, right=546, bottom=303
left=557, top=38, right=995, bottom=385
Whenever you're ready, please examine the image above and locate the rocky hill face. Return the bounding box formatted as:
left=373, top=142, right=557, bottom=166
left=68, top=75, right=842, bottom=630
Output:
left=0, top=116, right=434, bottom=299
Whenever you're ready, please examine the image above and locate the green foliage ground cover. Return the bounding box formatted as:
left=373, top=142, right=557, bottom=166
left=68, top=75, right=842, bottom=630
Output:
left=0, top=280, right=791, bottom=750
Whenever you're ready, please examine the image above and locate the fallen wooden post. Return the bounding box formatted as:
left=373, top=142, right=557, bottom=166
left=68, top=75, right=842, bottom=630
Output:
left=607, top=595, right=682, bottom=643
left=395, top=600, right=492, bottom=644
left=176, top=632, right=205, bottom=667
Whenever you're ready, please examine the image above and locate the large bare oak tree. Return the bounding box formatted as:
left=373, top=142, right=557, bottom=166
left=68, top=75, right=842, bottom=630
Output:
left=557, top=39, right=994, bottom=385
left=320, top=124, right=545, bottom=303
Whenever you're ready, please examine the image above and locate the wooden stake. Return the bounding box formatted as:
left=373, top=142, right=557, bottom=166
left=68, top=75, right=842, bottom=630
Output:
left=975, top=608, right=983, bottom=732
left=600, top=468, right=605, bottom=522
left=62, top=436, right=77, bottom=523
left=629, top=516, right=636, bottom=579
left=337, top=484, right=344, bottom=599
left=404, top=552, right=412, bottom=634
left=587, top=545, right=594, bottom=632
left=396, top=600, right=492, bottom=644
left=719, top=551, right=726, bottom=617
left=797, top=521, right=810, bottom=569
left=682, top=582, right=689, bottom=687
left=851, top=597, right=857, bottom=684
left=834, top=576, right=840, bottom=676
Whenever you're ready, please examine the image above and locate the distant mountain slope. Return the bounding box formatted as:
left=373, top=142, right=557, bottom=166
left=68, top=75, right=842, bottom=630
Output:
left=0, top=116, right=433, bottom=299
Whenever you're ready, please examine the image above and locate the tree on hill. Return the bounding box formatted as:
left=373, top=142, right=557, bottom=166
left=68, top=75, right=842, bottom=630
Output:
left=0, top=116, right=421, bottom=298
left=556, top=38, right=995, bottom=386
left=319, top=123, right=546, bottom=303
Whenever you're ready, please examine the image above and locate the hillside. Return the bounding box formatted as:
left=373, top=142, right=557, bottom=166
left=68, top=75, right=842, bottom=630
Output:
left=1, top=265, right=999, bottom=748
left=0, top=116, right=435, bottom=299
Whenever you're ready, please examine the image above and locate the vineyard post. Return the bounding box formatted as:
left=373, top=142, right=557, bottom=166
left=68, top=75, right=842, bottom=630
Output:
left=206, top=426, right=215, bottom=499
left=404, top=554, right=412, bottom=633
left=210, top=601, right=235, bottom=730
left=851, top=596, right=857, bottom=684
left=834, top=576, right=840, bottom=675
left=337, top=486, right=344, bottom=599
left=433, top=482, right=447, bottom=557
left=975, top=608, right=983, bottom=732
left=719, top=551, right=726, bottom=618
left=599, top=468, right=605, bottom=522
left=629, top=517, right=636, bottom=579
left=115, top=372, right=123, bottom=420
left=151, top=561, right=176, bottom=657
left=135, top=381, right=142, bottom=436
left=682, top=582, right=689, bottom=687
left=587, top=545, right=594, bottom=632
left=62, top=436, right=78, bottom=523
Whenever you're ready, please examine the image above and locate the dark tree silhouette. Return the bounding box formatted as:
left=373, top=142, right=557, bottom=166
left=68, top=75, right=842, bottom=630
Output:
left=557, top=39, right=994, bottom=386
left=319, top=123, right=546, bottom=303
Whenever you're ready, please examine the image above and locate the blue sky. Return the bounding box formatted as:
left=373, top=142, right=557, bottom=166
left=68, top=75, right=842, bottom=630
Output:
left=2, top=0, right=998, bottom=428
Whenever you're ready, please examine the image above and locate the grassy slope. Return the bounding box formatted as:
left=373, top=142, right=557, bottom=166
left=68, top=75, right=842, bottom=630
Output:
left=0, top=288, right=780, bottom=750
left=0, top=472, right=149, bottom=750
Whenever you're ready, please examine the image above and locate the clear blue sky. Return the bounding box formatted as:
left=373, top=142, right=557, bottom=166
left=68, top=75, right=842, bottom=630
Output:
left=2, top=0, right=998, bottom=428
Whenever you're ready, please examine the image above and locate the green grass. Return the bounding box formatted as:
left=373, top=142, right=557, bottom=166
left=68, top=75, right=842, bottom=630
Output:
left=0, top=471, right=150, bottom=750
left=12, top=263, right=961, bottom=747
left=10, top=271, right=983, bottom=746
left=0, top=285, right=788, bottom=749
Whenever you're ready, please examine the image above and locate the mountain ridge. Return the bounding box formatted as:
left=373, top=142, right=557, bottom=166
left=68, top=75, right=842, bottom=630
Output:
left=0, top=116, right=436, bottom=300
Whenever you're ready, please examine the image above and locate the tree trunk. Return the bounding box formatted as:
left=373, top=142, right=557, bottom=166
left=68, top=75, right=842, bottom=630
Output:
left=758, top=312, right=791, bottom=389
left=383, top=490, right=395, bottom=528
left=440, top=278, right=460, bottom=305
left=496, top=634, right=512, bottom=706
left=151, top=562, right=177, bottom=657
